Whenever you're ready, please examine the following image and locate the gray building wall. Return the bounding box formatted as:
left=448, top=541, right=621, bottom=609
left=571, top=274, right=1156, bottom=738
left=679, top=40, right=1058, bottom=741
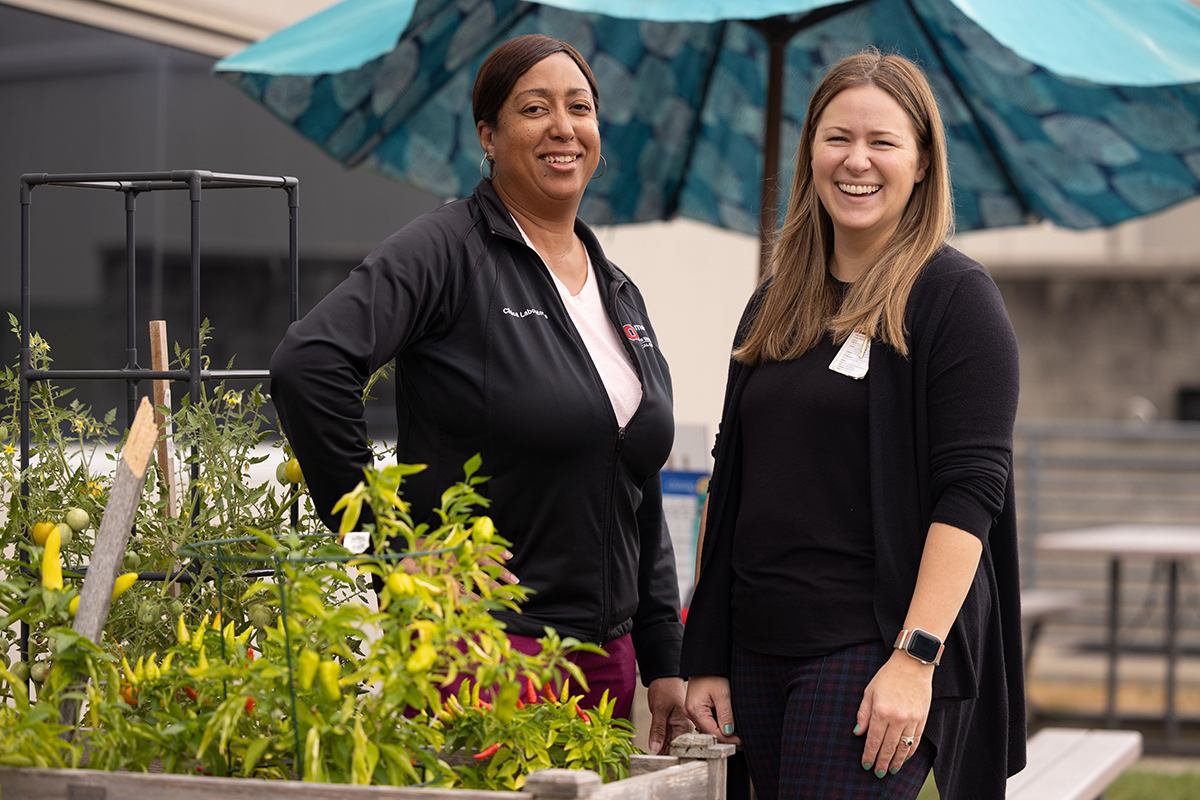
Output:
left=996, top=275, right=1200, bottom=422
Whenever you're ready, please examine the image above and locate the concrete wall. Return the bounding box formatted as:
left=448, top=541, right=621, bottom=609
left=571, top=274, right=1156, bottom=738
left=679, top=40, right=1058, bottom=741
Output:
left=956, top=198, right=1200, bottom=422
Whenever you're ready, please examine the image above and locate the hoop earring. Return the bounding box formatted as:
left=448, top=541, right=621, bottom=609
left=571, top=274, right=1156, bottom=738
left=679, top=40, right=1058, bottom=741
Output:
left=591, top=154, right=606, bottom=180
left=480, top=154, right=496, bottom=181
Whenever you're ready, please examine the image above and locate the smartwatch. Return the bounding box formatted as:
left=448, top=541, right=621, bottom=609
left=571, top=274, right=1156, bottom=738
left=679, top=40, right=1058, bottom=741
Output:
left=894, top=628, right=944, bottom=666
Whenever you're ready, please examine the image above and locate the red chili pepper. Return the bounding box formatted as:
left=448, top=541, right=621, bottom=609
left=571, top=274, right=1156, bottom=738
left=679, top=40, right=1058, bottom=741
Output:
left=183, top=686, right=199, bottom=702
left=473, top=744, right=501, bottom=760
left=515, top=698, right=525, bottom=710
left=119, top=682, right=138, bottom=706
left=543, top=683, right=558, bottom=703
left=245, top=696, right=256, bottom=715
left=246, top=648, right=256, bottom=663
left=578, top=708, right=591, bottom=723
left=525, top=679, right=537, bottom=705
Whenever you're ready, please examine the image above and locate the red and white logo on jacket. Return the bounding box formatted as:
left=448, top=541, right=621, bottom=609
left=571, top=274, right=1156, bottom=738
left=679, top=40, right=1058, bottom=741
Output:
left=623, top=323, right=653, bottom=349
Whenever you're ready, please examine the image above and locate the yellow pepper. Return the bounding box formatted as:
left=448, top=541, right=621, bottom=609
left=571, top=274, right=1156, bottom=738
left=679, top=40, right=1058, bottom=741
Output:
left=386, top=571, right=415, bottom=597
left=144, top=652, right=160, bottom=681
left=405, top=643, right=437, bottom=674
left=317, top=659, right=341, bottom=702
left=176, top=614, right=191, bottom=645
left=295, top=650, right=320, bottom=693
left=41, top=528, right=63, bottom=591
left=112, top=572, right=138, bottom=599
left=67, top=572, right=139, bottom=615
left=122, top=655, right=139, bottom=686
left=473, top=516, right=495, bottom=540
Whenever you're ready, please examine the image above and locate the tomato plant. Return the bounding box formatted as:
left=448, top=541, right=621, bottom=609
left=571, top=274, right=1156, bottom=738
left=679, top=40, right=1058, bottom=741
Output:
left=0, top=321, right=642, bottom=788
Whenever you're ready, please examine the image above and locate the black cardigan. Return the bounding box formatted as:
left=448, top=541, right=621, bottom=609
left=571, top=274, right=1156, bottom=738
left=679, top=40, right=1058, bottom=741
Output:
left=680, top=246, right=1026, bottom=800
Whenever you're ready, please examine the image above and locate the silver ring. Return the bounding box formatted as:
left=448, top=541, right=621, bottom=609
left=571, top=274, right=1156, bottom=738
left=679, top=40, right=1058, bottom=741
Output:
left=900, top=736, right=915, bottom=747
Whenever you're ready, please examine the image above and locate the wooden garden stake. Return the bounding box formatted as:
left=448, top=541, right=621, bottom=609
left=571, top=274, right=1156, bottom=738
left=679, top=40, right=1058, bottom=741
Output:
left=149, top=321, right=179, bottom=519
left=150, top=321, right=182, bottom=599
left=60, top=396, right=156, bottom=726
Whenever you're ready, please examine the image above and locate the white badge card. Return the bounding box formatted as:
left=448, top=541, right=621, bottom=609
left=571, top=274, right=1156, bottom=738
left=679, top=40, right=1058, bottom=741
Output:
left=829, top=329, right=871, bottom=379
left=341, top=530, right=371, bottom=554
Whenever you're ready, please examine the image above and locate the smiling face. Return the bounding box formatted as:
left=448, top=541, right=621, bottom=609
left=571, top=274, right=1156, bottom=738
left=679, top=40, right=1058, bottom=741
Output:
left=811, top=84, right=929, bottom=257
left=477, top=52, right=601, bottom=215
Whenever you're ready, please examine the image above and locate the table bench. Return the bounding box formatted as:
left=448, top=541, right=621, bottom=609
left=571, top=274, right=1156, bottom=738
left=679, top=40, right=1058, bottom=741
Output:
left=1022, top=588, right=1084, bottom=670
left=1007, top=727, right=1143, bottom=800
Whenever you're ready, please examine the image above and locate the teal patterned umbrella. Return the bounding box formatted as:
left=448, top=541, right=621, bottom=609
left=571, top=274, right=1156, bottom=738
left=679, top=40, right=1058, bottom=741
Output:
left=215, top=0, right=1200, bottom=244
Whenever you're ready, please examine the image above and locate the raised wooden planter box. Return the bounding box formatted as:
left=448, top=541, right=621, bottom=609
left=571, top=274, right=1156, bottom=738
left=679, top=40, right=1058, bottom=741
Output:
left=0, top=734, right=733, bottom=800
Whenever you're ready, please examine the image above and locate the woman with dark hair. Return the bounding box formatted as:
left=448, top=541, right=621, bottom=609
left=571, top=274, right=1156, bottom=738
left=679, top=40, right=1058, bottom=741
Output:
left=680, top=49, right=1025, bottom=799
left=271, top=34, right=689, bottom=753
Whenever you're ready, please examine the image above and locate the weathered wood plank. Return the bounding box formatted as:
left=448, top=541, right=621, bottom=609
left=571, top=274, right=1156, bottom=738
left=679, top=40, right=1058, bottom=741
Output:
left=591, top=762, right=709, bottom=800
left=627, top=755, right=678, bottom=777
left=0, top=767, right=526, bottom=800
left=70, top=395, right=155, bottom=645
left=149, top=320, right=179, bottom=520
left=58, top=396, right=157, bottom=727
left=669, top=733, right=733, bottom=800
left=1006, top=728, right=1142, bottom=800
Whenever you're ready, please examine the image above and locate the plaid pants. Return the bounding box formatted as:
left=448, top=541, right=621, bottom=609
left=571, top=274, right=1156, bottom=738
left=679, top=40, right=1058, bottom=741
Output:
left=731, top=640, right=934, bottom=800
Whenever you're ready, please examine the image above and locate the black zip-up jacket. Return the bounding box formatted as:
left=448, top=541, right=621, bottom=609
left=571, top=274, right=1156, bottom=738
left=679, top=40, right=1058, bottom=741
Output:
left=270, top=180, right=683, bottom=684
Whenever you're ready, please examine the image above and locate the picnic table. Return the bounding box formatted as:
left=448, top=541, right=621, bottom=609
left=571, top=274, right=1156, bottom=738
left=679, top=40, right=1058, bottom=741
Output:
left=1036, top=523, right=1200, bottom=752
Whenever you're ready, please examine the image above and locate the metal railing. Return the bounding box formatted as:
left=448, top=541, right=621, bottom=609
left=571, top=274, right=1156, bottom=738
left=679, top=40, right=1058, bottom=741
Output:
left=1015, top=419, right=1200, bottom=646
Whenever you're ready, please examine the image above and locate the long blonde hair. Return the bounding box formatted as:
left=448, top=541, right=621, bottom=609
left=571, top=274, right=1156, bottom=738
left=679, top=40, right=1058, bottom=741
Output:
left=735, top=49, right=953, bottom=364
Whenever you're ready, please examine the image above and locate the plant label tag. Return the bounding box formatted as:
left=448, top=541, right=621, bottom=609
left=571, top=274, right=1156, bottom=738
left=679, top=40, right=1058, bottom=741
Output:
left=830, top=329, right=871, bottom=379
left=342, top=531, right=370, bottom=554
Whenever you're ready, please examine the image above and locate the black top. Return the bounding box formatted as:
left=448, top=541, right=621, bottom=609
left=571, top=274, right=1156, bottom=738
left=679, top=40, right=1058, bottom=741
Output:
left=731, top=333, right=877, bottom=656
left=270, top=180, right=683, bottom=684
left=680, top=246, right=1026, bottom=800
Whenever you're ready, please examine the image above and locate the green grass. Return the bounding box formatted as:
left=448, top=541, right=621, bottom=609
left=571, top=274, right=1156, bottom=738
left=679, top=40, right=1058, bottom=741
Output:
left=913, top=768, right=1200, bottom=799
left=1106, top=769, right=1200, bottom=800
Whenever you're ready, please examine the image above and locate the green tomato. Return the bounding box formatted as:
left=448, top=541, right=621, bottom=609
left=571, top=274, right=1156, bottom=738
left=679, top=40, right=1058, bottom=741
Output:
left=138, top=603, right=159, bottom=626
left=168, top=599, right=185, bottom=616
left=65, top=507, right=89, bottom=532
left=29, top=661, right=50, bottom=683
left=276, top=461, right=289, bottom=484
left=9, top=660, right=30, bottom=683
left=285, top=458, right=304, bottom=484
left=248, top=604, right=274, bottom=629
left=122, top=551, right=142, bottom=571
left=56, top=522, right=73, bottom=547
left=0, top=424, right=8, bottom=441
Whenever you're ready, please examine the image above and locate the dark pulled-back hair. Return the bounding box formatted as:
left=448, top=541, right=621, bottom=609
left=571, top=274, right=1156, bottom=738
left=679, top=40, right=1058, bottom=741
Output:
left=472, top=34, right=599, bottom=129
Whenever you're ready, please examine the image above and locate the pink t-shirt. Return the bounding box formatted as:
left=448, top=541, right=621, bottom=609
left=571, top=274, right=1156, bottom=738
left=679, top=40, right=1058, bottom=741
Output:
left=513, top=220, right=643, bottom=428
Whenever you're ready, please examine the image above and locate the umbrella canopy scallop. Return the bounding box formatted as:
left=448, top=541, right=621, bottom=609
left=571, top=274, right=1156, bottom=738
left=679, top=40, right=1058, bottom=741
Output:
left=216, top=0, right=1200, bottom=236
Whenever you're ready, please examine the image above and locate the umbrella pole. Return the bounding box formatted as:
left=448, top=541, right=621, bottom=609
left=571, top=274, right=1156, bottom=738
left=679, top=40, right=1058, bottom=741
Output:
left=751, top=14, right=814, bottom=279
left=759, top=35, right=785, bottom=279
left=751, top=5, right=867, bottom=278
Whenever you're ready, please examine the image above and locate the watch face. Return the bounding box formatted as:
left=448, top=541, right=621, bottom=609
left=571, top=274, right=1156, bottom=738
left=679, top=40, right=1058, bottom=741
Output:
left=907, top=629, right=942, bottom=663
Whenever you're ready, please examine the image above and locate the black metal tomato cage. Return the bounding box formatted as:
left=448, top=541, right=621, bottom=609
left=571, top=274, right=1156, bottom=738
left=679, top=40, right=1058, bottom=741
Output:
left=17, top=170, right=300, bottom=660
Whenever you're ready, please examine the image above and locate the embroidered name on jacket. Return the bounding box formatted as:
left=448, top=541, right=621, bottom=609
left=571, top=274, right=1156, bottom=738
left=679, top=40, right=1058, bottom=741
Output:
left=503, top=307, right=547, bottom=319
left=624, top=323, right=654, bottom=349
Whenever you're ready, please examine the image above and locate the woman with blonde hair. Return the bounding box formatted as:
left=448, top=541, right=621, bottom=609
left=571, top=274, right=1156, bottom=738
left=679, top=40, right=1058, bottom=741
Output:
left=681, top=48, right=1025, bottom=799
